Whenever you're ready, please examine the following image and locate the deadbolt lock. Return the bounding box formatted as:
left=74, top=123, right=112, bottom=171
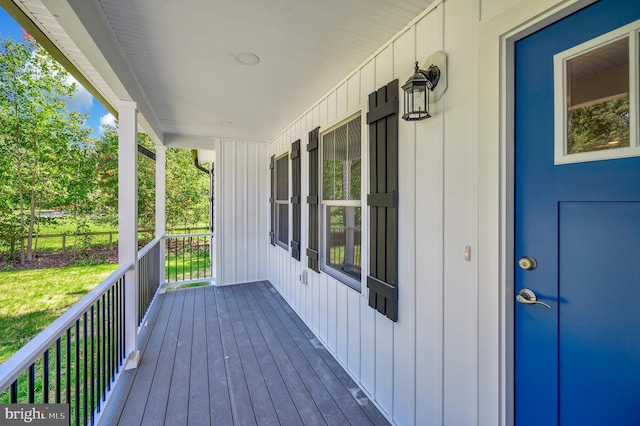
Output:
left=518, top=256, right=537, bottom=271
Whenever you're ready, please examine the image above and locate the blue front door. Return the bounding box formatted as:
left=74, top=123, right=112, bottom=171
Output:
left=515, top=1, right=640, bottom=424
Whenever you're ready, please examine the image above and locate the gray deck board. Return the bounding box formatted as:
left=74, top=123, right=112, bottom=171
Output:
left=231, top=285, right=303, bottom=426
left=239, top=285, right=325, bottom=426
left=111, top=281, right=390, bottom=426
left=260, top=282, right=391, bottom=426
left=205, top=286, right=233, bottom=424
left=254, top=282, right=371, bottom=425
left=139, top=289, right=186, bottom=425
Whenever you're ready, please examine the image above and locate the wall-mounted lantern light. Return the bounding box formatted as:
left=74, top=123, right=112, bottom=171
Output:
left=401, top=51, right=448, bottom=121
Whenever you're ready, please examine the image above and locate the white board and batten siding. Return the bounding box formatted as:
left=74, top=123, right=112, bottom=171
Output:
left=262, top=0, right=592, bottom=425
left=214, top=139, right=269, bottom=286
left=267, top=1, right=478, bottom=424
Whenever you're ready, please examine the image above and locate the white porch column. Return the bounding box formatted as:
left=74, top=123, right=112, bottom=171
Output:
left=156, top=146, right=166, bottom=286
left=118, top=100, right=139, bottom=369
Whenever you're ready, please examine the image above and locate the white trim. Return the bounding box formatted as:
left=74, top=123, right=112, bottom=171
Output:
left=319, top=107, right=367, bottom=292
left=553, top=20, right=640, bottom=164
left=478, top=1, right=598, bottom=425
left=118, top=100, right=140, bottom=370
left=322, top=104, right=366, bottom=134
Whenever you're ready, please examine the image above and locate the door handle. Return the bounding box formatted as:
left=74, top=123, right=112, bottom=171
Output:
left=516, top=288, right=551, bottom=309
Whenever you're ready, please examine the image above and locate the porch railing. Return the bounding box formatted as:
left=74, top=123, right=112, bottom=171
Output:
left=137, top=238, right=161, bottom=326
left=0, top=232, right=214, bottom=425
left=164, top=233, right=214, bottom=285
left=0, top=264, right=132, bottom=426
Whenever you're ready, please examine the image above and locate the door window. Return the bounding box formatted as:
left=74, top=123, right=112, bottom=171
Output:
left=554, top=20, right=640, bottom=164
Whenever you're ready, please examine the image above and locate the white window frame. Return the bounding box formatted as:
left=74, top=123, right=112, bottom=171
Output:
left=554, top=20, right=640, bottom=164
left=274, top=152, right=289, bottom=250
left=319, top=109, right=366, bottom=291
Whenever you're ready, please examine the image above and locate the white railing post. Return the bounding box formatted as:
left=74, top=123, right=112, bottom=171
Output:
left=118, top=100, right=139, bottom=369
left=156, top=146, right=166, bottom=287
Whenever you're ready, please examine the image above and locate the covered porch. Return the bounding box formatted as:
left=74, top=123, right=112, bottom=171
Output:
left=103, top=282, right=388, bottom=426
left=0, top=266, right=389, bottom=425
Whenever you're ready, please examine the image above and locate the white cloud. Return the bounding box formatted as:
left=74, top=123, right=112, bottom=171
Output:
left=99, top=113, right=117, bottom=134
left=63, top=75, right=93, bottom=111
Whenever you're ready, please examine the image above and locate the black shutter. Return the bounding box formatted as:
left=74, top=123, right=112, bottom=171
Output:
left=290, top=140, right=301, bottom=260
left=307, top=127, right=320, bottom=272
left=366, top=80, right=399, bottom=322
left=269, top=155, right=276, bottom=246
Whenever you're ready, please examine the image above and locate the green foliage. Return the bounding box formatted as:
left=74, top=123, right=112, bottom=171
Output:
left=0, top=34, right=210, bottom=263
left=0, top=35, right=92, bottom=263
left=166, top=147, right=210, bottom=230
left=94, top=127, right=156, bottom=231
left=568, top=97, right=630, bottom=154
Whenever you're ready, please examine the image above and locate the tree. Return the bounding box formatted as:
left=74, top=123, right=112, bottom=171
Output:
left=95, top=127, right=209, bottom=234
left=0, top=34, right=92, bottom=264
left=568, top=97, right=630, bottom=153
left=165, top=148, right=210, bottom=230
left=94, top=126, right=156, bottom=233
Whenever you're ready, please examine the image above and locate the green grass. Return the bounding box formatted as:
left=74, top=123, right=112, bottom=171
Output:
left=0, top=263, right=120, bottom=422
left=0, top=263, right=117, bottom=364
left=165, top=250, right=211, bottom=283
left=37, top=219, right=115, bottom=235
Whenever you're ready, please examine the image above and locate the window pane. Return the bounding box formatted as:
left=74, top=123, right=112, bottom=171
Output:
left=276, top=155, right=288, bottom=201
left=277, top=204, right=288, bottom=245
left=567, top=37, right=630, bottom=154
left=325, top=206, right=361, bottom=281
left=323, top=116, right=361, bottom=201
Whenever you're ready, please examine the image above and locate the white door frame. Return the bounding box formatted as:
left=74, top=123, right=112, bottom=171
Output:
left=477, top=1, right=597, bottom=425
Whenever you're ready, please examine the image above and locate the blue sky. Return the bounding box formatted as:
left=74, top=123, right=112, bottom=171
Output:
left=0, top=7, right=112, bottom=138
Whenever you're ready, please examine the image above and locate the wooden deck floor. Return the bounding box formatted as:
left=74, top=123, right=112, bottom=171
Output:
left=103, top=281, right=390, bottom=426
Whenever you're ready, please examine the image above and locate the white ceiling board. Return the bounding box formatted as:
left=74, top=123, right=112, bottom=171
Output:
left=15, top=0, right=435, bottom=145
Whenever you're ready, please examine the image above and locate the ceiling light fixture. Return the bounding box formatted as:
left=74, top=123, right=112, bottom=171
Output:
left=233, top=52, right=260, bottom=66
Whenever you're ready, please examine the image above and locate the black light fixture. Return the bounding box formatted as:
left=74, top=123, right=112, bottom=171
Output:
left=401, top=62, right=441, bottom=121
left=401, top=52, right=447, bottom=121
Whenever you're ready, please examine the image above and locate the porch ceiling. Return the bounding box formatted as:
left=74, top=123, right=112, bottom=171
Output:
left=11, top=0, right=434, bottom=148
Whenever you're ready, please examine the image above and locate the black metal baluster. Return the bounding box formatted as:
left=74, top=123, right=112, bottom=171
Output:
left=66, top=328, right=71, bottom=405
left=55, top=338, right=61, bottom=403
left=110, top=284, right=116, bottom=376
left=189, top=237, right=193, bottom=280
left=138, top=260, right=143, bottom=325
left=83, top=312, right=88, bottom=426
left=43, top=350, right=49, bottom=403
left=106, top=289, right=111, bottom=391
left=96, top=299, right=101, bottom=411
left=115, top=281, right=120, bottom=373
left=101, top=294, right=106, bottom=402
left=121, top=278, right=125, bottom=365
left=121, top=278, right=125, bottom=363
left=90, top=305, right=95, bottom=424
left=10, top=380, right=18, bottom=403
left=28, top=363, right=35, bottom=403
left=75, top=320, right=80, bottom=425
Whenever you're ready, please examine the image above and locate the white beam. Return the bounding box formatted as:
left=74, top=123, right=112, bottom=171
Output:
left=118, top=100, right=139, bottom=369
left=156, top=145, right=166, bottom=286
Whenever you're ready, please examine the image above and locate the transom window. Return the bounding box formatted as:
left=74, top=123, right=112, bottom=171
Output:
left=321, top=114, right=362, bottom=289
left=554, top=20, right=640, bottom=164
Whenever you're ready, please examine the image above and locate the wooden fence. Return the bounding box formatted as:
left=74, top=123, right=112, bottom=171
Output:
left=1, top=227, right=209, bottom=255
